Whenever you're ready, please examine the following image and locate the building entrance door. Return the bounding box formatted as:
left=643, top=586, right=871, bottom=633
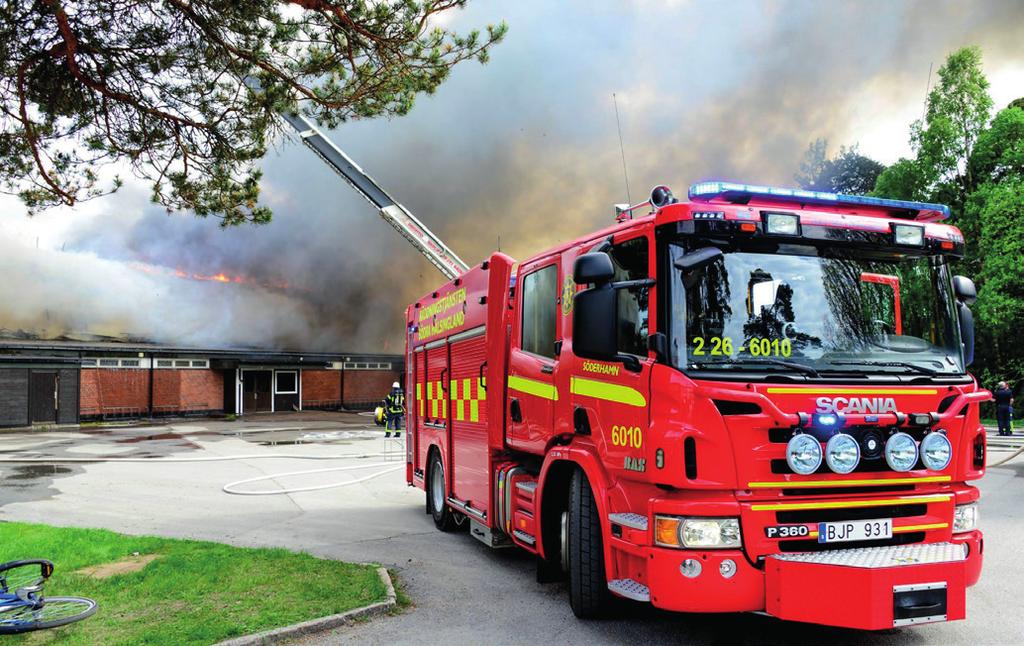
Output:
left=29, top=372, right=58, bottom=423
left=243, top=371, right=273, bottom=413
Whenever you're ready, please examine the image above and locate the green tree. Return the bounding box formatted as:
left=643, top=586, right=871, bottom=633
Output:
left=874, top=46, right=993, bottom=210
left=795, top=139, right=885, bottom=194
left=0, top=1, right=506, bottom=224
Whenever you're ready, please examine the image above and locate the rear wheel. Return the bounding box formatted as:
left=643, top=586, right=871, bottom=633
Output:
left=427, top=450, right=458, bottom=532
left=567, top=468, right=611, bottom=618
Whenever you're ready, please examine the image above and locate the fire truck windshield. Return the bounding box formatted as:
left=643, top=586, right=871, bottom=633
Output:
left=668, top=241, right=965, bottom=376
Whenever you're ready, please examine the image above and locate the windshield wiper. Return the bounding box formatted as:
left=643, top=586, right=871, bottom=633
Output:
left=692, top=359, right=820, bottom=377
left=824, top=360, right=939, bottom=376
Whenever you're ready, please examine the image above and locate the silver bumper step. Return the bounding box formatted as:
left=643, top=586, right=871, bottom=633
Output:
left=608, top=578, right=650, bottom=602
left=608, top=512, right=648, bottom=531
left=771, top=541, right=967, bottom=569
left=512, top=529, right=536, bottom=546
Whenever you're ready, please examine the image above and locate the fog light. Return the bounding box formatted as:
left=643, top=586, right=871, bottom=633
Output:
left=786, top=434, right=822, bottom=475
left=893, top=223, right=925, bottom=246
left=885, top=432, right=919, bottom=472
left=953, top=502, right=978, bottom=533
left=764, top=212, right=800, bottom=236
left=825, top=433, right=860, bottom=474
left=921, top=431, right=952, bottom=471
left=680, top=558, right=702, bottom=578
left=719, top=559, right=737, bottom=579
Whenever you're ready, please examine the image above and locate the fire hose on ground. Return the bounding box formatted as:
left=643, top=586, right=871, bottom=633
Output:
left=0, top=452, right=404, bottom=496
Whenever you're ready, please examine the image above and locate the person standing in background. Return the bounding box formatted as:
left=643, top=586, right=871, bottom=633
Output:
left=994, top=381, right=1014, bottom=436
left=384, top=381, right=405, bottom=438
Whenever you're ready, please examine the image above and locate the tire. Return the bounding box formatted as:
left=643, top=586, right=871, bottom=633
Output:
left=428, top=450, right=458, bottom=532
left=568, top=468, right=611, bottom=618
left=0, top=596, right=98, bottom=634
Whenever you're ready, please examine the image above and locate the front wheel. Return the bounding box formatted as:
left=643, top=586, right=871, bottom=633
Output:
left=567, top=468, right=611, bottom=618
left=0, top=596, right=98, bottom=634
left=427, top=450, right=458, bottom=532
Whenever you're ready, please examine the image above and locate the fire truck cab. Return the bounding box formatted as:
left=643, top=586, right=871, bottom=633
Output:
left=404, top=182, right=988, bottom=630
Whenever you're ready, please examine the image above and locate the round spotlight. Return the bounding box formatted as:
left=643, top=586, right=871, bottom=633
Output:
left=680, top=558, right=702, bottom=579
left=786, top=434, right=822, bottom=475
left=825, top=433, right=861, bottom=474
left=921, top=431, right=952, bottom=471
left=719, top=559, right=737, bottom=579
left=885, top=432, right=919, bottom=472
left=650, top=185, right=677, bottom=208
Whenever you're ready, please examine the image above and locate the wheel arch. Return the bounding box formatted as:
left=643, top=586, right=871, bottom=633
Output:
left=535, top=445, right=612, bottom=566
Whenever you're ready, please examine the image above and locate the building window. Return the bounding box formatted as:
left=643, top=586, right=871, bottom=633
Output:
left=81, top=359, right=97, bottom=367
left=191, top=360, right=208, bottom=368
left=156, top=359, right=174, bottom=368
left=174, top=360, right=191, bottom=368
left=341, top=361, right=393, bottom=370
left=99, top=359, right=119, bottom=367
left=120, top=359, right=141, bottom=367
left=521, top=264, right=558, bottom=358
left=275, top=370, right=298, bottom=394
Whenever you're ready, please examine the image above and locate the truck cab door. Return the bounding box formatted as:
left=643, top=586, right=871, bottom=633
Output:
left=507, top=260, right=560, bottom=453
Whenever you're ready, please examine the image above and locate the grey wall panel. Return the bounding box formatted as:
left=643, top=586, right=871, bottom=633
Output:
left=58, top=368, right=79, bottom=424
left=0, top=369, right=29, bottom=427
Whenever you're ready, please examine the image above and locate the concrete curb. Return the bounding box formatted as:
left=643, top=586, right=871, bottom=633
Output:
left=215, top=567, right=397, bottom=646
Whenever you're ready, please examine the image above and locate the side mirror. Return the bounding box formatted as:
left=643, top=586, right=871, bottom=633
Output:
left=958, top=302, right=975, bottom=366
left=953, top=275, right=976, bottom=306
left=572, top=285, right=617, bottom=360
left=674, top=246, right=724, bottom=273
left=574, top=252, right=615, bottom=285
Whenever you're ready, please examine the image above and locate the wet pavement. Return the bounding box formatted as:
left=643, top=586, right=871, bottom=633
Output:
left=0, top=411, right=382, bottom=506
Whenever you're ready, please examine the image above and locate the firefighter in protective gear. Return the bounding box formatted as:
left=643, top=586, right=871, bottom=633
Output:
left=384, top=381, right=405, bottom=438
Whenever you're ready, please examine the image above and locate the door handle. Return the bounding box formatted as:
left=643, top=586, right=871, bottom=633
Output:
left=510, top=398, right=523, bottom=423
left=478, top=361, right=487, bottom=391
left=540, top=364, right=554, bottom=375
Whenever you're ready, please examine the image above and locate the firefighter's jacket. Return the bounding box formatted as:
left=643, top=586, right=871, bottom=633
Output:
left=385, top=390, right=405, bottom=415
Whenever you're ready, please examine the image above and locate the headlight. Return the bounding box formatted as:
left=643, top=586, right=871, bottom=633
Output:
left=825, top=433, right=860, bottom=474
left=786, top=434, right=822, bottom=475
left=885, top=432, right=919, bottom=472
left=921, top=431, right=953, bottom=471
left=654, top=516, right=741, bottom=549
left=953, top=502, right=979, bottom=533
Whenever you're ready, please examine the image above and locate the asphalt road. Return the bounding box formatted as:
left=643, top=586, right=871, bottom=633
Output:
left=1, top=413, right=1022, bottom=645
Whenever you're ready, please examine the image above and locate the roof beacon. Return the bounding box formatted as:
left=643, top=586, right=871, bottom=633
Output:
left=688, top=181, right=951, bottom=221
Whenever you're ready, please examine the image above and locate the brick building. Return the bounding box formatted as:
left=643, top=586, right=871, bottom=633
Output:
left=0, top=338, right=402, bottom=427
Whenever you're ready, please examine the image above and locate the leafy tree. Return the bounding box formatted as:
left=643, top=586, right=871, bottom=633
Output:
left=874, top=46, right=993, bottom=210
left=1009, top=97, right=1024, bottom=111
left=795, top=138, right=885, bottom=194
left=0, top=1, right=506, bottom=224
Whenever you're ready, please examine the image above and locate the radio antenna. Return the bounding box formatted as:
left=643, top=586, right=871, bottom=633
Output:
left=612, top=93, right=632, bottom=205
left=921, top=62, right=933, bottom=121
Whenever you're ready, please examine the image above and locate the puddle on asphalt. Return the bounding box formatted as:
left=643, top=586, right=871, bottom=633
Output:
left=6, top=465, right=74, bottom=480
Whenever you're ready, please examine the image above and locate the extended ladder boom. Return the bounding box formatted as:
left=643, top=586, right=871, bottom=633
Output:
left=279, top=111, right=469, bottom=280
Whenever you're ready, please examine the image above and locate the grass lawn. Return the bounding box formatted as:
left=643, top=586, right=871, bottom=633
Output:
left=1, top=522, right=388, bottom=645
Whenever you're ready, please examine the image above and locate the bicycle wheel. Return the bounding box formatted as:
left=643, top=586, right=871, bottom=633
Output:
left=0, top=596, right=97, bottom=634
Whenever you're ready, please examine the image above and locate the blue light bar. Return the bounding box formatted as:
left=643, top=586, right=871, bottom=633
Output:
left=688, top=181, right=950, bottom=220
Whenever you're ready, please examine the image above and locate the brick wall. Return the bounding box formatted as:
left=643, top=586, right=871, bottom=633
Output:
left=80, top=369, right=149, bottom=417
left=82, top=368, right=223, bottom=418
left=301, top=370, right=341, bottom=409
left=342, top=369, right=401, bottom=408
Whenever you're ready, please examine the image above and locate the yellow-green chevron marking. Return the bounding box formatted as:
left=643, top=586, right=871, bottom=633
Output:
left=508, top=375, right=559, bottom=401
left=570, top=377, right=646, bottom=407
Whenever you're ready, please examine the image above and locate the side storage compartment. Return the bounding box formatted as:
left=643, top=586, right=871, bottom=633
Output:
left=449, top=328, right=490, bottom=521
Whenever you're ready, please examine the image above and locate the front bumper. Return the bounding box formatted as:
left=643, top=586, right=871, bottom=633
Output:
left=621, top=530, right=982, bottom=629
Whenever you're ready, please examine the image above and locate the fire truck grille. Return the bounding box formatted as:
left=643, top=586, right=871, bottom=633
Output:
left=774, top=503, right=927, bottom=524
left=777, top=532, right=925, bottom=553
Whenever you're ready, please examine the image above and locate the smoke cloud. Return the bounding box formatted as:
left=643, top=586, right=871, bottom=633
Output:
left=2, top=0, right=1022, bottom=352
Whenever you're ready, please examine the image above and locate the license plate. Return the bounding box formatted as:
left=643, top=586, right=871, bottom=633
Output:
left=818, top=518, right=892, bottom=543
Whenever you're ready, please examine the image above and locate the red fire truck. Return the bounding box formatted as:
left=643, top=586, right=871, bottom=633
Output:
left=403, top=182, right=988, bottom=630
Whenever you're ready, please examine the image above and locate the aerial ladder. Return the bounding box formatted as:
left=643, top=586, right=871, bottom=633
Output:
left=277, top=110, right=469, bottom=280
